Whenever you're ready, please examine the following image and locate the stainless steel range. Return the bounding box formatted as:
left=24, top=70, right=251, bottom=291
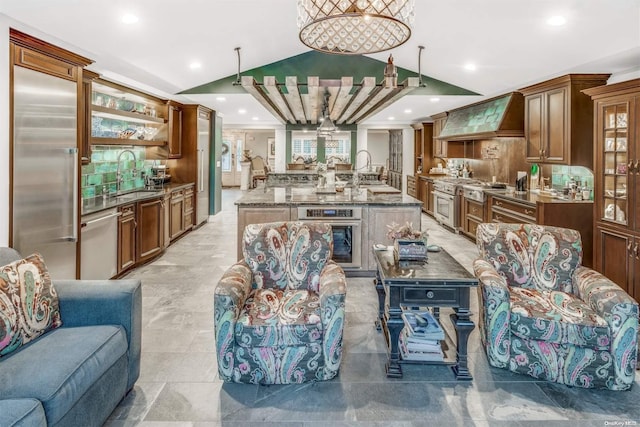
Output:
left=433, top=178, right=484, bottom=230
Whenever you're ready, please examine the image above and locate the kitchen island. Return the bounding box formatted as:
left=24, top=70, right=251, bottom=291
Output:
left=235, top=185, right=423, bottom=275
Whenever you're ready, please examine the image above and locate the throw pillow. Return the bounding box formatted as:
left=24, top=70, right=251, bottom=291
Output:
left=0, top=253, right=62, bottom=357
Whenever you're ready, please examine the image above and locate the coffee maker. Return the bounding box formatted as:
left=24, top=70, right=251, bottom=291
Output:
left=146, top=164, right=171, bottom=189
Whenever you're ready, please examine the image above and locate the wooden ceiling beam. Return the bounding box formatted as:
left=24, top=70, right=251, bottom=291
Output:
left=240, top=76, right=287, bottom=124
left=263, top=76, right=296, bottom=124
left=302, top=76, right=320, bottom=125
left=350, top=77, right=420, bottom=123
left=284, top=76, right=307, bottom=124
left=336, top=76, right=377, bottom=124
left=329, top=77, right=353, bottom=122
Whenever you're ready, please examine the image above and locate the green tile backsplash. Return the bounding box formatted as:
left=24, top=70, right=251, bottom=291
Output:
left=82, top=146, right=153, bottom=203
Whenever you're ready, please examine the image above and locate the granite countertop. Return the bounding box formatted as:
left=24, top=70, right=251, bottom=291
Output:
left=484, top=188, right=594, bottom=205
left=82, top=182, right=195, bottom=216
left=235, top=185, right=422, bottom=207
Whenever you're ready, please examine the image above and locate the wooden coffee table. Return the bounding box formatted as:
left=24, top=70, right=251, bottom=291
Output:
left=373, top=246, right=478, bottom=380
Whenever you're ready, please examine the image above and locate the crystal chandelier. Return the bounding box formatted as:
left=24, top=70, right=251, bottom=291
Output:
left=297, top=0, right=415, bottom=55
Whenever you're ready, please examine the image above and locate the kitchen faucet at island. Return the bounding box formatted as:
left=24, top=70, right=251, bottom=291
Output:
left=356, top=149, right=372, bottom=172
left=116, top=149, right=137, bottom=195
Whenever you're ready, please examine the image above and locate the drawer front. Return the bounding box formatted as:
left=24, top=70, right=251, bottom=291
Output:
left=172, top=189, right=184, bottom=199
left=465, top=200, right=485, bottom=219
left=184, top=195, right=193, bottom=210
left=402, top=287, right=459, bottom=305
left=491, top=197, right=536, bottom=218
left=184, top=187, right=194, bottom=197
left=119, top=204, right=135, bottom=217
left=465, top=217, right=481, bottom=238
left=490, top=209, right=532, bottom=224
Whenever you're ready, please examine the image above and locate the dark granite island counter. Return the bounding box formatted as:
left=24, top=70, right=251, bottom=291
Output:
left=235, top=186, right=423, bottom=275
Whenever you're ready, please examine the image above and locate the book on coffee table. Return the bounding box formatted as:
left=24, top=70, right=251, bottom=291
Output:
left=401, top=310, right=445, bottom=341
left=399, top=328, right=444, bottom=362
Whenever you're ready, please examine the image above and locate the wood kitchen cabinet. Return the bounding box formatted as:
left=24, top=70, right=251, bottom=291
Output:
left=118, top=203, right=137, bottom=274
left=432, top=112, right=448, bottom=159
left=162, top=193, right=171, bottom=250
left=406, top=175, right=416, bottom=198
left=388, top=130, right=403, bottom=190
left=170, top=188, right=185, bottom=240
left=167, top=101, right=182, bottom=159
left=184, top=185, right=194, bottom=230
left=461, top=198, right=486, bottom=240
left=520, top=74, right=610, bottom=167
left=137, top=197, right=163, bottom=264
left=417, top=176, right=428, bottom=212
left=584, top=79, right=640, bottom=301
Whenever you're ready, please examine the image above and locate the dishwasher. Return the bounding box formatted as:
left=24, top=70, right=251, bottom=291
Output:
left=81, top=208, right=121, bottom=280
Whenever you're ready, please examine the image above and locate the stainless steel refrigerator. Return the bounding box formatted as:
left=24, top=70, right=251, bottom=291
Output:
left=196, top=114, right=210, bottom=225
left=12, top=65, right=78, bottom=279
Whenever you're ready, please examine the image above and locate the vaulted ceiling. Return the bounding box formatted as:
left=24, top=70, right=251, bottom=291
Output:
left=1, top=0, right=639, bottom=127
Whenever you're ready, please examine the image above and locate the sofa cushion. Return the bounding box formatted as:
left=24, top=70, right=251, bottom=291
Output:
left=236, top=289, right=322, bottom=346
left=0, top=398, right=46, bottom=427
left=509, top=287, right=610, bottom=349
left=0, top=253, right=62, bottom=357
left=0, top=325, right=127, bottom=426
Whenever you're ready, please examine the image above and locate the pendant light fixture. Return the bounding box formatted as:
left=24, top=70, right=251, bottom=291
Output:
left=297, top=0, right=415, bottom=55
left=317, top=89, right=337, bottom=138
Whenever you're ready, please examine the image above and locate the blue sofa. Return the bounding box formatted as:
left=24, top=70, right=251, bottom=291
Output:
left=0, top=248, right=142, bottom=427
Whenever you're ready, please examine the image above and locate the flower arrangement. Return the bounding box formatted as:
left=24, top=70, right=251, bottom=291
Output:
left=386, top=221, right=427, bottom=241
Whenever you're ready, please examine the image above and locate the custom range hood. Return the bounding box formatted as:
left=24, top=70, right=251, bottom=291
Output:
left=437, top=92, right=524, bottom=141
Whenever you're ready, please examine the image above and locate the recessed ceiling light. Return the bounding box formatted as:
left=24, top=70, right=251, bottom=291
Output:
left=404, top=109, right=412, bottom=114
left=388, top=116, right=395, bottom=120
left=430, top=97, right=440, bottom=103
left=547, top=15, right=567, bottom=26
left=238, top=108, right=247, bottom=114
left=189, top=62, right=201, bottom=70
left=252, top=116, right=259, bottom=121
left=216, top=96, right=226, bottom=102
left=121, top=14, right=139, bottom=24
left=464, top=63, right=477, bottom=72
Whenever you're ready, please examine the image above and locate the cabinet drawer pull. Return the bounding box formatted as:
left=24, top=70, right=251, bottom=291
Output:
left=635, top=160, right=640, bottom=174
left=628, top=242, right=633, bottom=255
left=542, top=149, right=546, bottom=157
left=495, top=214, right=503, bottom=222
left=634, top=243, right=639, bottom=260
left=524, top=209, right=534, bottom=215
left=495, top=200, right=503, bottom=207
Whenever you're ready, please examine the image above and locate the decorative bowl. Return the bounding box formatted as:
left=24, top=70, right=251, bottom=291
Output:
left=118, top=128, right=137, bottom=139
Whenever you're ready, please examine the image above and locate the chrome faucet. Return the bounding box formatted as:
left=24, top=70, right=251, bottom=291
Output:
left=116, top=149, right=137, bottom=195
left=356, top=149, right=372, bottom=172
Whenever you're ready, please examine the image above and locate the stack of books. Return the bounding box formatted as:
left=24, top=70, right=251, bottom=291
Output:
left=399, top=310, right=445, bottom=362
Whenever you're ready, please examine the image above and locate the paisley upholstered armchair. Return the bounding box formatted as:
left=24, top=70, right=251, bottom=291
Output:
left=214, top=221, right=347, bottom=384
left=474, top=223, right=638, bottom=390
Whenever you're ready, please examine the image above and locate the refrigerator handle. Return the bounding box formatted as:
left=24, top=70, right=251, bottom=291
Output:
left=199, top=149, right=204, bottom=192
left=69, top=148, right=79, bottom=242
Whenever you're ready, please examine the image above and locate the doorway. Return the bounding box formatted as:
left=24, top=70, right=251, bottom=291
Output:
left=221, top=137, right=243, bottom=187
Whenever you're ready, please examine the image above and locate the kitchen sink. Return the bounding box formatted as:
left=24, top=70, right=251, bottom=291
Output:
left=114, top=190, right=163, bottom=202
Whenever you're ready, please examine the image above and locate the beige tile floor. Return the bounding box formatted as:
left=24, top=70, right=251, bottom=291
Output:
left=105, top=189, right=640, bottom=427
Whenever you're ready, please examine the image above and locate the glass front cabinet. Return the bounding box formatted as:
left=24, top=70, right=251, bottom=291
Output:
left=585, top=79, right=640, bottom=302
left=90, top=79, right=168, bottom=147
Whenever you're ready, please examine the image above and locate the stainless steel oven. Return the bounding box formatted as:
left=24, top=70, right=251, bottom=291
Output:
left=297, top=207, right=362, bottom=269
left=433, top=178, right=484, bottom=231
left=433, top=189, right=456, bottom=229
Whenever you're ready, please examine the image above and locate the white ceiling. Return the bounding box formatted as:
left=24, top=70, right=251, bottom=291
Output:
left=2, top=0, right=639, bottom=128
